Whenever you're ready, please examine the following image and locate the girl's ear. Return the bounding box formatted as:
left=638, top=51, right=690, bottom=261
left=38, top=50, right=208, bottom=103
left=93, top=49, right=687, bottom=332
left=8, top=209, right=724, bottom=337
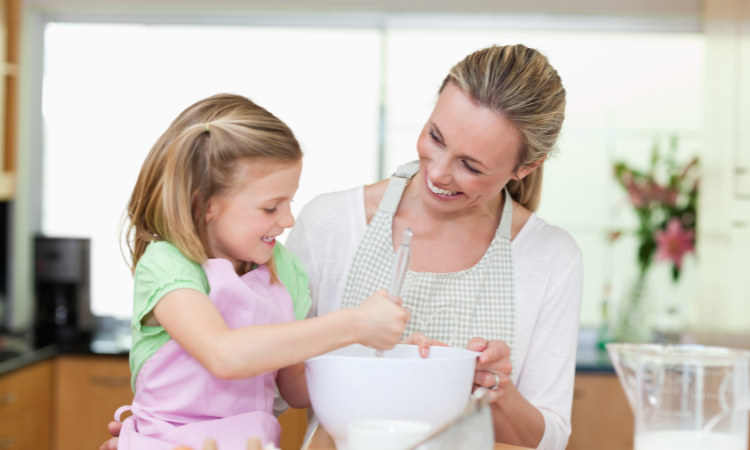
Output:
left=204, top=199, right=215, bottom=223
left=512, top=155, right=547, bottom=181
left=192, top=190, right=214, bottom=223
left=204, top=196, right=222, bottom=224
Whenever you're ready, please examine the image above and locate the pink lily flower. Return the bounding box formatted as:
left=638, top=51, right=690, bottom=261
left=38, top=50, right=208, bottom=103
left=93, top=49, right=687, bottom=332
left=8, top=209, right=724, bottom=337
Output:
left=654, top=218, right=695, bottom=269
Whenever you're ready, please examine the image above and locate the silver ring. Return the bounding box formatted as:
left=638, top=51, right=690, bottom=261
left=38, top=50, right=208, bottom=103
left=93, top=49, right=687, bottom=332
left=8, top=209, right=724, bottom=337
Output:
left=491, top=373, right=500, bottom=390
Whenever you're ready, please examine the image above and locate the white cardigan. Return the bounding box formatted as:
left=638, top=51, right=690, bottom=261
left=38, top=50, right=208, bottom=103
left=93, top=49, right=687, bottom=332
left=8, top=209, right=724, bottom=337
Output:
left=285, top=186, right=583, bottom=450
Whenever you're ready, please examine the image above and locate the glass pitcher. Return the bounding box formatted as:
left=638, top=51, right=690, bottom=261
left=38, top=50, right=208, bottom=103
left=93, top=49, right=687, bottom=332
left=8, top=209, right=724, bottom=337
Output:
left=607, top=343, right=750, bottom=450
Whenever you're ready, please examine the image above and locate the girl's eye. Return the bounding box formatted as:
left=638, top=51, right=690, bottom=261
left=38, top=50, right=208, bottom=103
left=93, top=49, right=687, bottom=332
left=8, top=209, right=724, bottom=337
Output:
left=463, top=160, right=482, bottom=175
left=264, top=207, right=277, bottom=214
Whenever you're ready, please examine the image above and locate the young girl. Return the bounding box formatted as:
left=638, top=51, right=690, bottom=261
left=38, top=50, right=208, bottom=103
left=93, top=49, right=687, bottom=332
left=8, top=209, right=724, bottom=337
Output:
left=113, top=94, right=409, bottom=450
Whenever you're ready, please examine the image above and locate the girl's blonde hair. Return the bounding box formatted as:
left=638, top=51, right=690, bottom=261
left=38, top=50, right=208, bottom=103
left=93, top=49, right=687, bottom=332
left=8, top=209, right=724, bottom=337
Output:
left=124, top=94, right=302, bottom=281
left=440, top=44, right=566, bottom=211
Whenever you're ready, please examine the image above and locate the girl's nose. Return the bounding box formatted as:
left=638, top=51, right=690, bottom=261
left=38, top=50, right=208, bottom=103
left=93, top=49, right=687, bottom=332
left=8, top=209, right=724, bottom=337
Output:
left=278, top=208, right=295, bottom=229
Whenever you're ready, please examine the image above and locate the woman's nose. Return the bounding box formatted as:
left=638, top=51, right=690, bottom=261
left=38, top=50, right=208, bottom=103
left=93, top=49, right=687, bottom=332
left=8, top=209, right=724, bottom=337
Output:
left=429, top=158, right=453, bottom=185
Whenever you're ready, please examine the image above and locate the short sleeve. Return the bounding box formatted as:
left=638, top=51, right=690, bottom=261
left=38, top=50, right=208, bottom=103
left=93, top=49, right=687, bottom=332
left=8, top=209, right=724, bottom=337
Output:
left=273, top=242, right=312, bottom=321
left=133, top=241, right=209, bottom=335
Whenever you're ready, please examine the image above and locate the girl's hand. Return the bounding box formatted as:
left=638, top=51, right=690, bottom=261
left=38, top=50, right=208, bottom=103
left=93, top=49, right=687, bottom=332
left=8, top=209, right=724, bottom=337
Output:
left=399, top=332, right=448, bottom=358
left=352, top=289, right=410, bottom=349
left=99, top=421, right=121, bottom=450
left=466, top=337, right=512, bottom=403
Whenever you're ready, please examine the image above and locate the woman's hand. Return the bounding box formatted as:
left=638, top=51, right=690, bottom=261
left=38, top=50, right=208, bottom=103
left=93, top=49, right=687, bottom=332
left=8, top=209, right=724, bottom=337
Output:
left=352, top=289, right=410, bottom=349
left=99, top=421, right=121, bottom=450
left=467, top=337, right=512, bottom=403
left=399, top=332, right=448, bottom=358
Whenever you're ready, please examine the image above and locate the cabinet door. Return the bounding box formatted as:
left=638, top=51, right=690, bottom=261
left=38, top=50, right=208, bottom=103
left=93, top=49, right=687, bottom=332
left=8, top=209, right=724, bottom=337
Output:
left=0, top=413, right=43, bottom=450
left=278, top=407, right=307, bottom=450
left=52, top=356, right=132, bottom=450
left=0, top=361, right=51, bottom=450
left=566, top=374, right=633, bottom=450
left=0, top=359, right=51, bottom=425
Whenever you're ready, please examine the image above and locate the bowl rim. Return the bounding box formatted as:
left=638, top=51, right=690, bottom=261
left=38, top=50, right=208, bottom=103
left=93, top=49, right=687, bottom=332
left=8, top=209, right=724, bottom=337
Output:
left=306, top=343, right=481, bottom=363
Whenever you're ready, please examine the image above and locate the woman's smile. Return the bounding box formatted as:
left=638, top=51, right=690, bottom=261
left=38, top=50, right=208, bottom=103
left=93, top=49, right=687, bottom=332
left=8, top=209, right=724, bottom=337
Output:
left=425, top=170, right=463, bottom=200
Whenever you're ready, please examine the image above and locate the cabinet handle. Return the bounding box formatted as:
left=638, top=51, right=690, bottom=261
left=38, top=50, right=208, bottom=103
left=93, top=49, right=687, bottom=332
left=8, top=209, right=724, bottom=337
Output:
left=0, top=393, right=17, bottom=405
left=0, top=436, right=16, bottom=448
left=89, top=376, right=130, bottom=388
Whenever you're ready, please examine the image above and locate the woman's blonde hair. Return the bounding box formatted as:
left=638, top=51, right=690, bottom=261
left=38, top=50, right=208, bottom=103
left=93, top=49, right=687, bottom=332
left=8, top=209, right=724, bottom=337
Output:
left=124, top=94, right=302, bottom=281
left=440, top=44, right=566, bottom=211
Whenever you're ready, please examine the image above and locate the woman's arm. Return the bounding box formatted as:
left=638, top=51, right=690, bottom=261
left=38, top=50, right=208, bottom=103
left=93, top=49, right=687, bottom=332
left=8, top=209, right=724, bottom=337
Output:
left=468, top=338, right=545, bottom=446
left=470, top=250, right=583, bottom=449
left=154, top=288, right=409, bottom=380
left=491, top=383, right=546, bottom=445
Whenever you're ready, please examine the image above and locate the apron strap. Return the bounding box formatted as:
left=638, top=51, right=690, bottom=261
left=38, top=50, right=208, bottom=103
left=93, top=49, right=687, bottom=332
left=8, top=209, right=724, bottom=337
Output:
left=498, top=187, right=513, bottom=240
left=378, top=160, right=420, bottom=214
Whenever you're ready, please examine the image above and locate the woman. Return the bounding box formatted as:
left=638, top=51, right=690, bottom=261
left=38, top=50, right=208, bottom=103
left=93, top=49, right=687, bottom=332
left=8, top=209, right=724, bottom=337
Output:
left=284, top=44, right=581, bottom=450
left=103, top=44, right=581, bottom=450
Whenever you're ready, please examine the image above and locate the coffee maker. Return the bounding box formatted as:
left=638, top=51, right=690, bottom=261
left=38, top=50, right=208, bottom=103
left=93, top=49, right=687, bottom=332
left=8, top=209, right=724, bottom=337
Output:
left=34, top=237, right=92, bottom=346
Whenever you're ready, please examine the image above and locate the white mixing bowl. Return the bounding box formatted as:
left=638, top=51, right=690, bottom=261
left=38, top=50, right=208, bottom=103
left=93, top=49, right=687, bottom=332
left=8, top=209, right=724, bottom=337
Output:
left=305, top=344, right=480, bottom=450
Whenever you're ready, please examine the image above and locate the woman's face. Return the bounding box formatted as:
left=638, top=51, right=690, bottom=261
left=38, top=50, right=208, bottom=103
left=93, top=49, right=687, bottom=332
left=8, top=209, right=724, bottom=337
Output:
left=415, top=82, right=538, bottom=214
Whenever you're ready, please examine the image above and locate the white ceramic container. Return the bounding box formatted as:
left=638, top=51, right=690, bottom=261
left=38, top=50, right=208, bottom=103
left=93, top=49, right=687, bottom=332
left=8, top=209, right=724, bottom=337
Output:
left=348, top=420, right=433, bottom=450
left=305, top=344, right=480, bottom=450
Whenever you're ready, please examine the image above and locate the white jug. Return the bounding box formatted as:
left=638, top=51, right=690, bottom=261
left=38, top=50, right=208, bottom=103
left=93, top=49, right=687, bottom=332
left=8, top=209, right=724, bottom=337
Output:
left=607, top=343, right=750, bottom=450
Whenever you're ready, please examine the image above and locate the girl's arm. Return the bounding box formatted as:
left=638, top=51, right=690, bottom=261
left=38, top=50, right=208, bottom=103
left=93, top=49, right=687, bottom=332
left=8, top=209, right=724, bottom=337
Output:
left=153, top=288, right=408, bottom=380
left=276, top=363, right=309, bottom=409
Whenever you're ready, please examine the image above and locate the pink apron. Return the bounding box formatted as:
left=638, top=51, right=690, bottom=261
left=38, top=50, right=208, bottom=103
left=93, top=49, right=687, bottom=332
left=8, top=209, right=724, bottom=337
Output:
left=115, top=259, right=295, bottom=450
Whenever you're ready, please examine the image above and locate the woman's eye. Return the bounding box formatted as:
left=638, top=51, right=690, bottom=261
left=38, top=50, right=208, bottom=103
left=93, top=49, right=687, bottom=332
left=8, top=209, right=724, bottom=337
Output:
left=463, top=161, right=482, bottom=175
left=428, top=130, right=442, bottom=144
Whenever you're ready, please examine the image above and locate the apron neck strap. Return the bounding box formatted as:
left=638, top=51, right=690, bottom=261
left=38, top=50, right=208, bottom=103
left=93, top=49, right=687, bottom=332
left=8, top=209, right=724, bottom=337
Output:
left=498, top=187, right=513, bottom=240
left=378, top=160, right=420, bottom=214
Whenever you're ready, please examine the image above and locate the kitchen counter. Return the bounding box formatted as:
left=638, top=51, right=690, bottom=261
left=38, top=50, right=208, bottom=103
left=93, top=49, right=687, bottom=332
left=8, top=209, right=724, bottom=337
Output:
left=0, top=326, right=612, bottom=379
left=575, top=347, right=614, bottom=373
left=0, top=333, right=128, bottom=378
left=302, top=426, right=532, bottom=450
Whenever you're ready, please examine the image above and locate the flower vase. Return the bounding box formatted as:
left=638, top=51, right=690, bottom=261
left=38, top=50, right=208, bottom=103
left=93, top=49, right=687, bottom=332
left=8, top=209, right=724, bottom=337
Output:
left=613, top=275, right=653, bottom=343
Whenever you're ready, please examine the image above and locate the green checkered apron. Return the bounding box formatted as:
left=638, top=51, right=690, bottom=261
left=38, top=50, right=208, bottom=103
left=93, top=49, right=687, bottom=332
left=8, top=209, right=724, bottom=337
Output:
left=342, top=161, right=515, bottom=363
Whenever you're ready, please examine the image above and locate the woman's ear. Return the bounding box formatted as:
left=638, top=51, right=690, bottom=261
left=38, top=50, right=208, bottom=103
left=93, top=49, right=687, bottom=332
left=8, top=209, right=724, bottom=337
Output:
left=512, top=155, right=547, bottom=181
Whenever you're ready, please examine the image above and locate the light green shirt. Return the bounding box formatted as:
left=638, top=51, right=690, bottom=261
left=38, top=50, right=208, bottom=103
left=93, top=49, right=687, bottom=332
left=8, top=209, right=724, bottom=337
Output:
left=129, top=241, right=312, bottom=392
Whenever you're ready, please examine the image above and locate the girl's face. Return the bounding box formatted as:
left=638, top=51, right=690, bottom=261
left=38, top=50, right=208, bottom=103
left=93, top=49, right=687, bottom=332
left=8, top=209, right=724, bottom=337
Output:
left=205, top=160, right=302, bottom=266
left=415, top=83, right=541, bottom=214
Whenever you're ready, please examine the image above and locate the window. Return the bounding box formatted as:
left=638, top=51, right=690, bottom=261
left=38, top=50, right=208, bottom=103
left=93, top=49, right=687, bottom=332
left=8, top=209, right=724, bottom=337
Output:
left=42, top=23, right=381, bottom=318
left=41, top=19, right=703, bottom=326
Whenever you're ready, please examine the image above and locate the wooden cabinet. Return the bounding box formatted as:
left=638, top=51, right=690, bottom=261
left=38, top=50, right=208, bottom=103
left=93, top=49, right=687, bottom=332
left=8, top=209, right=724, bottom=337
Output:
left=0, top=360, right=52, bottom=450
left=278, top=407, right=307, bottom=450
left=566, top=374, right=633, bottom=450
left=52, top=356, right=132, bottom=450
left=0, top=0, right=19, bottom=200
